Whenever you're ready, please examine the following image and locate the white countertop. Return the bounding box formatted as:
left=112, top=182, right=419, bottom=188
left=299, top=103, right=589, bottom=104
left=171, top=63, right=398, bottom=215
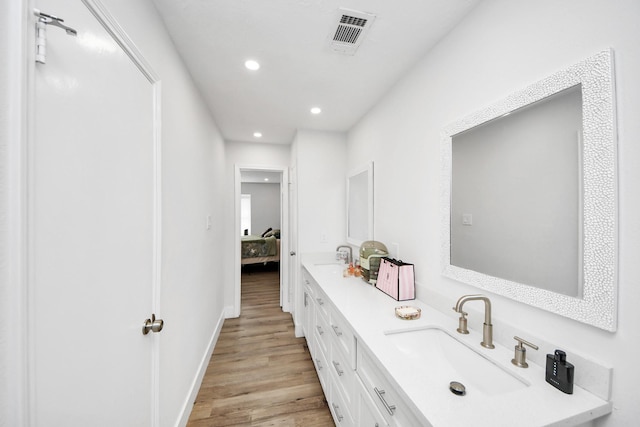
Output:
left=302, top=256, right=612, bottom=427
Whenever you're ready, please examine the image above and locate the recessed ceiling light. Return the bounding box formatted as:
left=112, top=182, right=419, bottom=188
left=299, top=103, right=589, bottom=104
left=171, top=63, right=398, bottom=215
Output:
left=245, top=60, right=260, bottom=71
left=310, top=107, right=322, bottom=115
left=264, top=178, right=269, bottom=182
left=253, top=132, right=262, bottom=138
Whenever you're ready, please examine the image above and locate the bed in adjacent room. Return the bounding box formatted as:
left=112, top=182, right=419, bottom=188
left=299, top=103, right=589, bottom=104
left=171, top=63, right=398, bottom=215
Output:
left=241, top=229, right=281, bottom=265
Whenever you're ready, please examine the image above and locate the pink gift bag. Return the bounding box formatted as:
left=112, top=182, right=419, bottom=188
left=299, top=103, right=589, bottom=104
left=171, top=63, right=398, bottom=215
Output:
left=375, top=257, right=415, bottom=301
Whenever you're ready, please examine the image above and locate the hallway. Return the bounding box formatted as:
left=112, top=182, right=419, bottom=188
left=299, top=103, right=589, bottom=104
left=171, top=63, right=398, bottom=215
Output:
left=187, top=266, right=334, bottom=426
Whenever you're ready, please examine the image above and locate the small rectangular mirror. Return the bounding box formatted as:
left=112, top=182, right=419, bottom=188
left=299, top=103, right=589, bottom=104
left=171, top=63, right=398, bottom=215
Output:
left=347, top=162, right=374, bottom=246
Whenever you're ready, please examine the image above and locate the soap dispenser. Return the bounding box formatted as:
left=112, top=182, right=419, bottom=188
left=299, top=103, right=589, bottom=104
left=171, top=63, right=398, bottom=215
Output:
left=545, top=349, right=574, bottom=394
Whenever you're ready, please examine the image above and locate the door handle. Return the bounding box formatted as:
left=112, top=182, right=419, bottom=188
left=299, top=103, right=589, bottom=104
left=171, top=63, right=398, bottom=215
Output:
left=290, top=251, right=296, bottom=256
left=142, top=313, right=164, bottom=335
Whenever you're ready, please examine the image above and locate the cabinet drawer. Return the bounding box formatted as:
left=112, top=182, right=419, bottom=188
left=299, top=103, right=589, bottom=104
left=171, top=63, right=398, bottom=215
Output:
left=303, top=286, right=315, bottom=354
left=329, top=378, right=355, bottom=427
left=356, top=375, right=389, bottom=427
left=329, top=339, right=354, bottom=406
left=314, top=288, right=330, bottom=321
left=314, top=307, right=330, bottom=356
left=302, top=269, right=315, bottom=286
left=303, top=284, right=315, bottom=310
left=329, top=309, right=355, bottom=366
left=312, top=334, right=329, bottom=393
left=302, top=271, right=315, bottom=293
left=357, top=347, right=428, bottom=427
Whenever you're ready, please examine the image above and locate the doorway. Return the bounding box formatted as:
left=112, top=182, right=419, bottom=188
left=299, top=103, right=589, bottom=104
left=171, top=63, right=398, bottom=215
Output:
left=234, top=165, right=290, bottom=316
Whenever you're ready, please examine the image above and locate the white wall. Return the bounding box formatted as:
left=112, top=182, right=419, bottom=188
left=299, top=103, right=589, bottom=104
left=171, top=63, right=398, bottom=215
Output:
left=241, top=183, right=281, bottom=236
left=290, top=130, right=347, bottom=332
left=347, top=1, right=640, bottom=425
left=293, top=130, right=347, bottom=254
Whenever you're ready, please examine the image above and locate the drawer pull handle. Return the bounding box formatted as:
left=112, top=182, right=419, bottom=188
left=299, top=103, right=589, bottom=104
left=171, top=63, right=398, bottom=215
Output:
left=331, top=324, right=343, bottom=336
left=315, top=358, right=323, bottom=370
left=316, top=298, right=325, bottom=305
left=316, top=325, right=324, bottom=335
left=332, top=403, right=344, bottom=422
left=374, top=387, right=396, bottom=415
left=332, top=360, right=344, bottom=376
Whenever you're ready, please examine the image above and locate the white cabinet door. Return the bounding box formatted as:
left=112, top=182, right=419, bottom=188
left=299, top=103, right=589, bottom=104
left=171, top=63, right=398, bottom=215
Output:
left=30, top=1, right=159, bottom=425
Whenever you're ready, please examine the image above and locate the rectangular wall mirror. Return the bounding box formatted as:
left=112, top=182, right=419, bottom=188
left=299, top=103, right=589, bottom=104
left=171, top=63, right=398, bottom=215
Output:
left=347, top=162, right=374, bottom=247
left=441, top=50, right=617, bottom=331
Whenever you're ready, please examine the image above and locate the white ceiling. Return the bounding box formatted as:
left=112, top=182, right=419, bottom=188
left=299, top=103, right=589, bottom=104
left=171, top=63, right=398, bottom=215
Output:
left=151, top=0, right=480, bottom=144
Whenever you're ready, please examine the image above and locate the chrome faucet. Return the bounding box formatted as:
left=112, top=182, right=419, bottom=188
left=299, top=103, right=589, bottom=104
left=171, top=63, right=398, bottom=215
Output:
left=336, top=244, right=352, bottom=264
left=453, top=294, right=495, bottom=349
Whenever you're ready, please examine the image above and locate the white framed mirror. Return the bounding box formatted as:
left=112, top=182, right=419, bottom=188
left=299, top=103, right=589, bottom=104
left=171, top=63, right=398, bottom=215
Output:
left=441, top=50, right=617, bottom=331
left=347, top=162, right=374, bottom=247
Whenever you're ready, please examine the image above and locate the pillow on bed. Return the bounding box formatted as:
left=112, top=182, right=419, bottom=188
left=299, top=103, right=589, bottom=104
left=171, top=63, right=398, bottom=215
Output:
left=264, top=229, right=280, bottom=238
left=260, top=227, right=272, bottom=237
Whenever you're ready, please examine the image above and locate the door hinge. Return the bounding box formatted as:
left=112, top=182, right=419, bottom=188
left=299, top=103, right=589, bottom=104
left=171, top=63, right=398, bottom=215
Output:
left=34, top=9, right=77, bottom=64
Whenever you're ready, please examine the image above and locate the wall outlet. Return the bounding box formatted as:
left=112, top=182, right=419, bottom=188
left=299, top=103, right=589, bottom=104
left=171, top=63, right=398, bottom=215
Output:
left=390, top=242, right=400, bottom=259
left=206, top=215, right=212, bottom=230
left=320, top=233, right=327, bottom=243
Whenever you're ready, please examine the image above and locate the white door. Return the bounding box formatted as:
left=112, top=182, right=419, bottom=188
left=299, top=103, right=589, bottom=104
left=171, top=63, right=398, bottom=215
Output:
left=30, top=1, right=160, bottom=426
left=288, top=166, right=300, bottom=328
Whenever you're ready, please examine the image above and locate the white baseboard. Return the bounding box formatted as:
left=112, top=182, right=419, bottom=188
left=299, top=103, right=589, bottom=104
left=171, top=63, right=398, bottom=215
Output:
left=294, top=323, right=304, bottom=338
left=175, top=310, right=225, bottom=427
left=224, top=304, right=238, bottom=319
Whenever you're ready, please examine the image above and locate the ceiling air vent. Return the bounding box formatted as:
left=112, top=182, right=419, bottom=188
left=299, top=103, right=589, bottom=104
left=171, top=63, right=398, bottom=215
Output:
left=328, top=8, right=376, bottom=55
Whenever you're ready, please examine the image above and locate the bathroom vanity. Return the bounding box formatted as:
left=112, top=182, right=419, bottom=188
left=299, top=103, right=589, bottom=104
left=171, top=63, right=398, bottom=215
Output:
left=301, top=256, right=612, bottom=427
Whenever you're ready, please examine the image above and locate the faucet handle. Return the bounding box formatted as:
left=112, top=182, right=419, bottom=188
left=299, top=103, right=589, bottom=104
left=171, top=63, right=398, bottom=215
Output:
left=454, top=310, right=469, bottom=334
left=511, top=336, right=539, bottom=368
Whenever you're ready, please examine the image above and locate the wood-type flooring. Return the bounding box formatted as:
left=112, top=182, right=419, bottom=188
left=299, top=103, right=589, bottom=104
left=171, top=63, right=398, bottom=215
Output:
left=187, top=264, right=334, bottom=426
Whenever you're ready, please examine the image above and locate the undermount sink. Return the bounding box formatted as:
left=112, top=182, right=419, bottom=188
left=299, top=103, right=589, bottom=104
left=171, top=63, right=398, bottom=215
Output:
left=384, top=326, right=528, bottom=396
left=313, top=263, right=347, bottom=275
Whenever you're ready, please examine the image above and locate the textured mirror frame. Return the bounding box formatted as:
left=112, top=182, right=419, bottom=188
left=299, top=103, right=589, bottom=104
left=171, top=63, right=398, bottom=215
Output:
left=441, top=50, right=617, bottom=331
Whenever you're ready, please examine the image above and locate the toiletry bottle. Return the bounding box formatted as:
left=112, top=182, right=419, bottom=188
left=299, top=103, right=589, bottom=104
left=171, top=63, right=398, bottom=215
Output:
left=545, top=349, right=574, bottom=394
